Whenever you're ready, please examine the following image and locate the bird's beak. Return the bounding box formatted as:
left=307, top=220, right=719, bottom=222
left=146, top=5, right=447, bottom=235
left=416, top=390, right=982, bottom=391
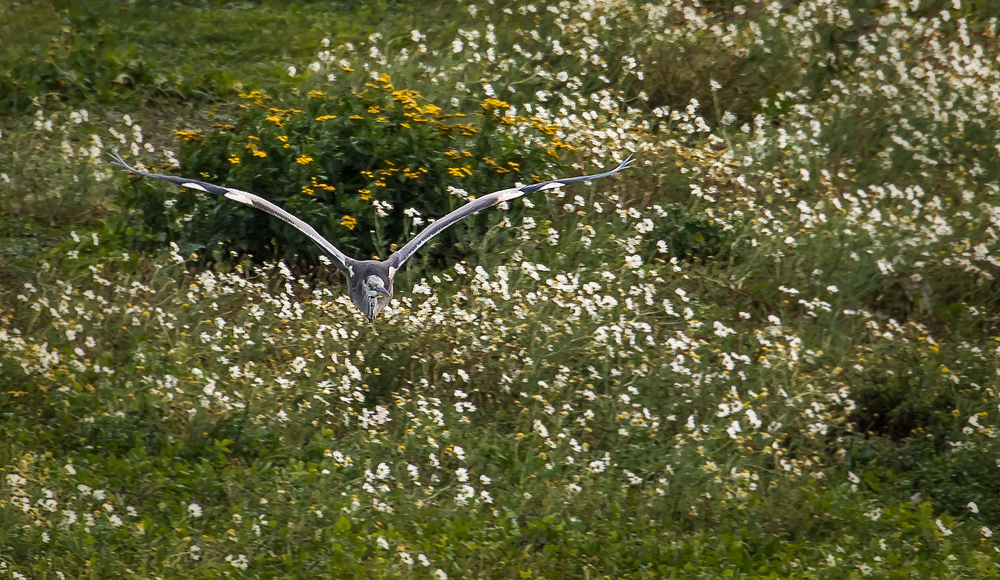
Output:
left=374, top=284, right=391, bottom=297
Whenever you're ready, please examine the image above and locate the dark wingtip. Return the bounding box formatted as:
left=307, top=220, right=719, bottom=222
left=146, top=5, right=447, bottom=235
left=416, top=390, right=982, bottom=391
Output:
left=108, top=150, right=136, bottom=172
left=518, top=152, right=635, bottom=194
left=596, top=153, right=635, bottom=178
left=108, top=150, right=159, bottom=179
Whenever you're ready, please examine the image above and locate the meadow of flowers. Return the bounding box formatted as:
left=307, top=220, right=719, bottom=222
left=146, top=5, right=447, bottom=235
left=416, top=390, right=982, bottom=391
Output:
left=2, top=0, right=1000, bottom=578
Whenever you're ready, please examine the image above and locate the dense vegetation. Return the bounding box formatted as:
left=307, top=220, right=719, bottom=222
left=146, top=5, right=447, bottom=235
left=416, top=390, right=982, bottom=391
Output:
left=3, top=0, right=1000, bottom=578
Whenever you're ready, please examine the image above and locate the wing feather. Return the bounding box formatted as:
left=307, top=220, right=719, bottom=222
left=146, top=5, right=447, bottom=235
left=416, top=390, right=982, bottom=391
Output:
left=388, top=154, right=634, bottom=268
left=109, top=151, right=354, bottom=274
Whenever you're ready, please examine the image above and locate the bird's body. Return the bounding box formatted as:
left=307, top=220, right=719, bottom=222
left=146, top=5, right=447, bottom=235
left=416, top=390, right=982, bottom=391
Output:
left=347, top=261, right=395, bottom=321
left=110, top=151, right=633, bottom=322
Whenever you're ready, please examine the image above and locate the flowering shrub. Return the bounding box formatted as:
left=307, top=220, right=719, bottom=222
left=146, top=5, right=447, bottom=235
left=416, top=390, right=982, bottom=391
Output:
left=116, top=80, right=558, bottom=263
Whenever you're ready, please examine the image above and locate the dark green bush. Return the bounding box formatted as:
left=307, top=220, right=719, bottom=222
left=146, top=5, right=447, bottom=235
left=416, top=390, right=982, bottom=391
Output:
left=115, top=80, right=562, bottom=264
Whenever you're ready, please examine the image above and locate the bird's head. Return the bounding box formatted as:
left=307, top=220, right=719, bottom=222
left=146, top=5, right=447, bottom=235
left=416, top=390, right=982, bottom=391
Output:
left=361, top=275, right=392, bottom=323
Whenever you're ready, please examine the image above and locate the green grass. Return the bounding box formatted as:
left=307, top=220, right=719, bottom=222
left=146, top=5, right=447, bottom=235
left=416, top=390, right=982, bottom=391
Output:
left=0, top=0, right=419, bottom=112
left=2, top=1, right=1000, bottom=578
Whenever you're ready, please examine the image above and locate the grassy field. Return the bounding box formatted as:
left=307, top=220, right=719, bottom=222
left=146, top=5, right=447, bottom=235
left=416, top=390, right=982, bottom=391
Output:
left=3, top=0, right=1000, bottom=578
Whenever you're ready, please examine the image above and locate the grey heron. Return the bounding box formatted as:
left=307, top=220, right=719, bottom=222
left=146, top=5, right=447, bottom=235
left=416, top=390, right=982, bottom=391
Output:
left=109, top=151, right=634, bottom=323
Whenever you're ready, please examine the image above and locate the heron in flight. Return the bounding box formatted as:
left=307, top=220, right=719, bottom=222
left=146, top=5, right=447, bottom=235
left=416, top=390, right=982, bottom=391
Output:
left=110, top=151, right=634, bottom=323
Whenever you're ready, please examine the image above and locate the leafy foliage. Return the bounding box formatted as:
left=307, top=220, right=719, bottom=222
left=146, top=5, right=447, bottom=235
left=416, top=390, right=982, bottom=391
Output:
left=116, top=83, right=559, bottom=264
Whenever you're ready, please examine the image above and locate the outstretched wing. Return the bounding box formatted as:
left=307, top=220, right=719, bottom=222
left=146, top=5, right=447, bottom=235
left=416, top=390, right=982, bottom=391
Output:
left=109, top=151, right=355, bottom=275
left=388, top=154, right=635, bottom=268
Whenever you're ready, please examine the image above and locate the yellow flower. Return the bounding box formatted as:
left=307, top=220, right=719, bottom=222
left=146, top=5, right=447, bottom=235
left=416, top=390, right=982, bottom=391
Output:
left=308, top=90, right=324, bottom=98
left=401, top=123, right=411, bottom=129
left=228, top=156, right=240, bottom=164
left=295, top=156, right=314, bottom=165
left=367, top=106, right=381, bottom=114
left=173, top=130, right=204, bottom=143
left=315, top=115, right=338, bottom=121
left=252, top=150, right=267, bottom=158
left=482, top=158, right=510, bottom=174
left=481, top=98, right=511, bottom=111
left=531, top=117, right=558, bottom=135
left=392, top=89, right=422, bottom=111
left=340, top=215, right=358, bottom=230
left=348, top=115, right=363, bottom=120
left=549, top=137, right=579, bottom=152
left=447, top=166, right=473, bottom=178
left=302, top=186, right=315, bottom=195
left=266, top=116, right=283, bottom=127
left=310, top=177, right=336, bottom=192
left=237, top=90, right=270, bottom=107
left=358, top=189, right=372, bottom=201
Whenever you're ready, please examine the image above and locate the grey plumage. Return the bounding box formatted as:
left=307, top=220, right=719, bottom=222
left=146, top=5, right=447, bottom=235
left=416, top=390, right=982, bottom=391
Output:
left=109, top=150, right=634, bottom=323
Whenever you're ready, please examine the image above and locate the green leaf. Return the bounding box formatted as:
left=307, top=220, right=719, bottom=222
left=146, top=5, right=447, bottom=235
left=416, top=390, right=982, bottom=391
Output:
left=335, top=516, right=351, bottom=534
